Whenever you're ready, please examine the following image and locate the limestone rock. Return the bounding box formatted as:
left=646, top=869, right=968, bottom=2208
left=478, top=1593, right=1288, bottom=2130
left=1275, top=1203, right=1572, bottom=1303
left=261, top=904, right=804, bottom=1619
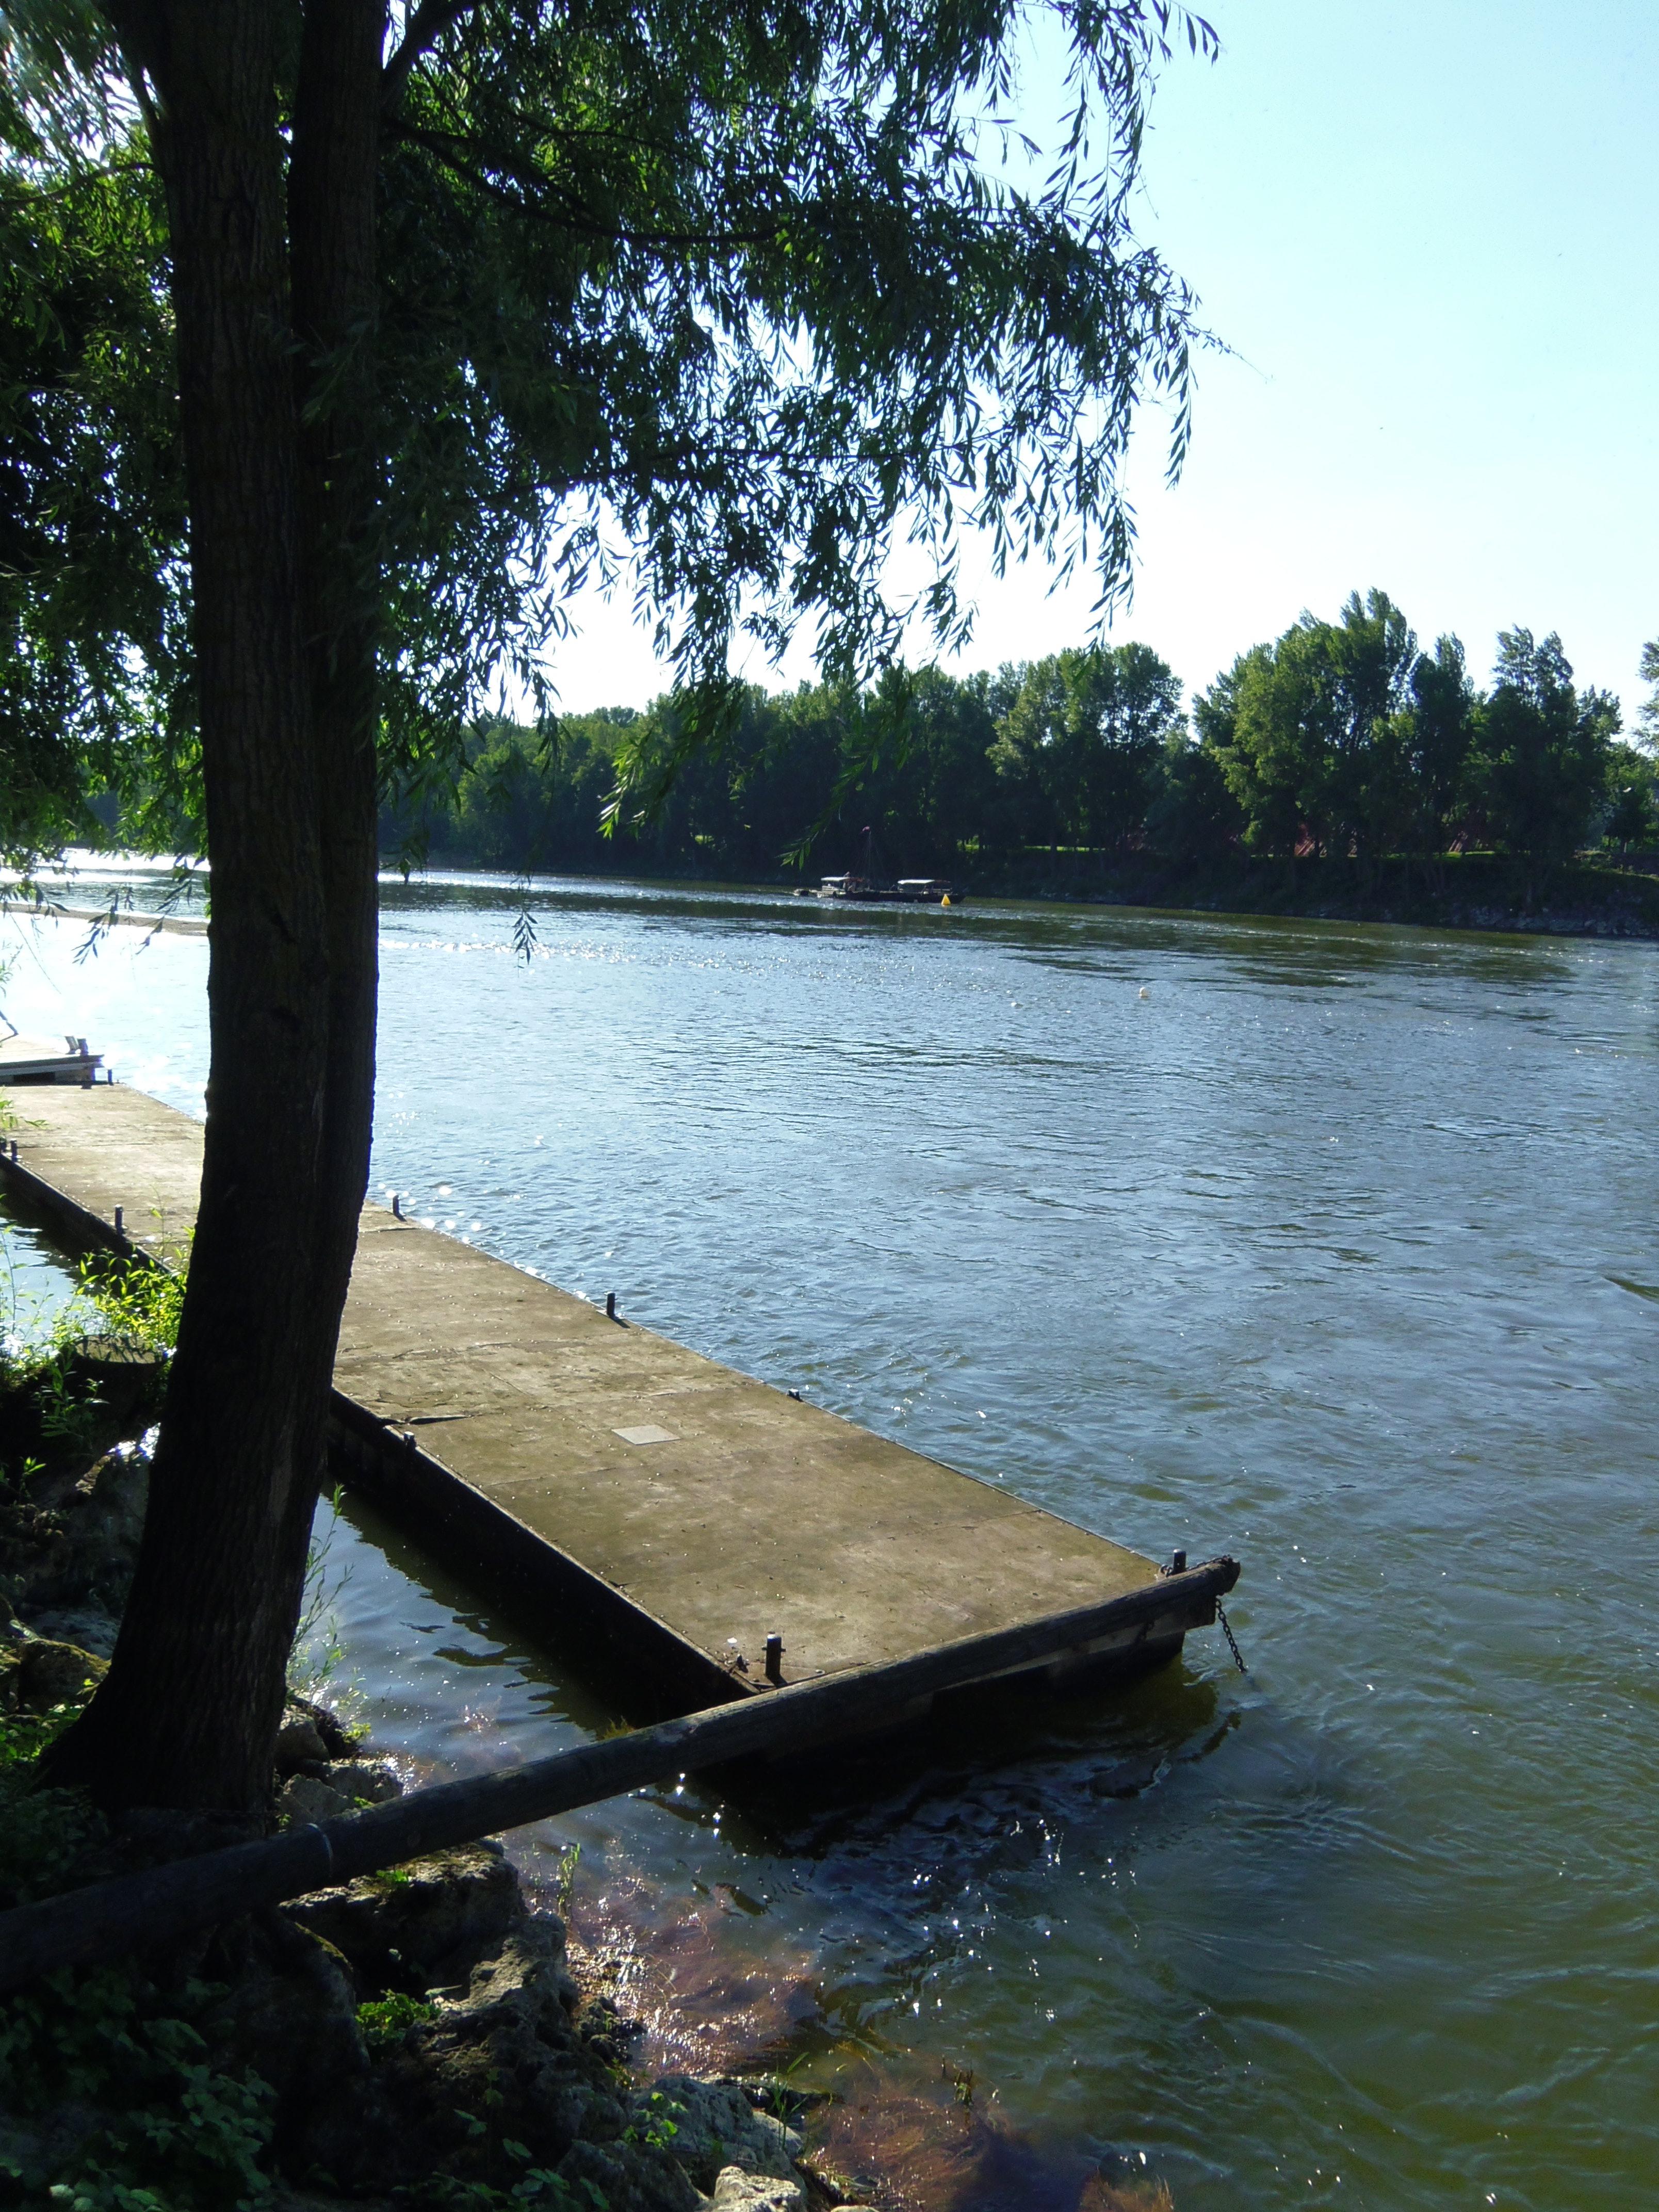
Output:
left=277, top=1772, right=351, bottom=1826
left=24, top=1603, right=118, bottom=1657
left=1, top=1445, right=149, bottom=1617
left=274, top=1715, right=331, bottom=1770
left=573, top=1984, right=643, bottom=2067
left=319, top=1756, right=402, bottom=1803
left=638, top=2077, right=802, bottom=2191
left=196, top=1911, right=368, bottom=2113
left=332, top=1917, right=617, bottom=2191
left=706, top=2168, right=806, bottom=2212
left=285, top=1839, right=526, bottom=1986
left=556, top=2136, right=702, bottom=2212
left=0, top=1636, right=107, bottom=1713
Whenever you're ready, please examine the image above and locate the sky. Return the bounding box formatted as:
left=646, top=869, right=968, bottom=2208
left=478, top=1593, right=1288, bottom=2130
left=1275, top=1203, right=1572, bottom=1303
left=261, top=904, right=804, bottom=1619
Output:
left=541, top=0, right=1659, bottom=721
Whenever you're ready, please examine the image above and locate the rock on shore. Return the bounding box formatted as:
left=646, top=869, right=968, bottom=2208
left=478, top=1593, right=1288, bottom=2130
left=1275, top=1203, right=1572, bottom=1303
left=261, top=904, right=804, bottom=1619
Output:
left=0, top=1408, right=859, bottom=2208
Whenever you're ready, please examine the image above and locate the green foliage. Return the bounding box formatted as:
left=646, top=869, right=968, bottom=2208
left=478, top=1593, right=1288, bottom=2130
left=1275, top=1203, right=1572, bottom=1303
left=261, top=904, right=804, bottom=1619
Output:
left=1471, top=628, right=1620, bottom=888
left=0, top=139, right=194, bottom=870
left=1144, top=722, right=1243, bottom=861
left=622, top=2090, right=682, bottom=2153
left=4, top=0, right=1221, bottom=874
left=73, top=1248, right=186, bottom=1359
left=356, top=1991, right=438, bottom=2053
left=1603, top=741, right=1657, bottom=850
left=1216, top=591, right=1421, bottom=867
left=2, top=1248, right=182, bottom=1390
left=990, top=642, right=1183, bottom=853
left=1637, top=638, right=1659, bottom=746
left=393, top=2165, right=607, bottom=2208
left=1, top=1248, right=180, bottom=1481
left=287, top=1486, right=354, bottom=1697
left=0, top=1747, right=277, bottom=2209
left=551, top=1841, right=581, bottom=1918
left=0, top=1696, right=79, bottom=1772
left=385, top=592, right=1643, bottom=893
left=387, top=672, right=1012, bottom=880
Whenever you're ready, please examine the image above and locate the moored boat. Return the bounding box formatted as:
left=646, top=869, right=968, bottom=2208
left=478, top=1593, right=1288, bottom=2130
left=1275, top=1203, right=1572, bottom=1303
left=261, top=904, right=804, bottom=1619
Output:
left=815, top=874, right=963, bottom=904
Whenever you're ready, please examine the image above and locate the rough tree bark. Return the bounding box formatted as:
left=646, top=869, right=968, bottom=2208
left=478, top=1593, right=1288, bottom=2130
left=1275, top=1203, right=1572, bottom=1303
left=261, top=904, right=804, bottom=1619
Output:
left=42, top=0, right=385, bottom=1813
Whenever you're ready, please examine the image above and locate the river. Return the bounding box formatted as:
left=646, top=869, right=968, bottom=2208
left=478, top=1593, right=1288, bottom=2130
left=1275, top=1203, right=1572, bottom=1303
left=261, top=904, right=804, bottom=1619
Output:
left=3, top=873, right=1656, bottom=2211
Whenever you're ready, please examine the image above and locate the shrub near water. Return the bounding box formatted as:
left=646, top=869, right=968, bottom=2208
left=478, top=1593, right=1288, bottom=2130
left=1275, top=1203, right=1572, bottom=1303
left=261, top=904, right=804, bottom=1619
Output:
left=0, top=1696, right=282, bottom=2212
left=0, top=1255, right=284, bottom=2211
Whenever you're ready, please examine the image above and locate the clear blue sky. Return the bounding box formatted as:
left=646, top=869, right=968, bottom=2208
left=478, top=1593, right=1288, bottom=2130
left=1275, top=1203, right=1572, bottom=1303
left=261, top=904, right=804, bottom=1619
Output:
left=547, top=0, right=1659, bottom=720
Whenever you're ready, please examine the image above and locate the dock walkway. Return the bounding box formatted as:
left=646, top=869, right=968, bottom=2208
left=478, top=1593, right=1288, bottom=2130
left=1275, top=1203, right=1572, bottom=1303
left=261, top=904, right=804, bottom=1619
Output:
left=1, top=1084, right=1233, bottom=1720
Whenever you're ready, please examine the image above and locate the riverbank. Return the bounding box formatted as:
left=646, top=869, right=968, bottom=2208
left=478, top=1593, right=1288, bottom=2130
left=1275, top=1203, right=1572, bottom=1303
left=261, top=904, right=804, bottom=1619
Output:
left=0, top=1297, right=851, bottom=2212
left=963, top=849, right=1659, bottom=936
left=375, top=848, right=1659, bottom=938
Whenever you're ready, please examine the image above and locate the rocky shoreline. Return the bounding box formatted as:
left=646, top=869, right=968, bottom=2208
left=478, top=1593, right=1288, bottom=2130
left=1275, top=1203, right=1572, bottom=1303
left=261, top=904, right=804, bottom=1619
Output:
left=0, top=1365, right=860, bottom=2210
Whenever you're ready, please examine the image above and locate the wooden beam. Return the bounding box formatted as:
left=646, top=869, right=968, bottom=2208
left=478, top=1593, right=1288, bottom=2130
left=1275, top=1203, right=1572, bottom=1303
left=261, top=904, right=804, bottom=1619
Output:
left=0, top=1557, right=1237, bottom=1996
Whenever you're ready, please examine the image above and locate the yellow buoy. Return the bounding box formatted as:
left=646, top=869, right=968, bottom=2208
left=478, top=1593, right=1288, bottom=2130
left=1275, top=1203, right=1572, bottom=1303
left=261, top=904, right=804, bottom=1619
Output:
left=941, top=894, right=951, bottom=906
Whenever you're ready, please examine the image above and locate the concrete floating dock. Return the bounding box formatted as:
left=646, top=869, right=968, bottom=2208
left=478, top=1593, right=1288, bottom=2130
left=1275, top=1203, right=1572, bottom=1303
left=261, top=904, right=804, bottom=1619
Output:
left=0, top=1031, right=103, bottom=1084
left=0, top=1083, right=1238, bottom=1725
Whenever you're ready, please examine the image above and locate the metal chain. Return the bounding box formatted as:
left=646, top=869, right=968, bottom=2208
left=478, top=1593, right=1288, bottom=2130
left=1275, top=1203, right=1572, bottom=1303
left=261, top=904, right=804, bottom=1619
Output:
left=1215, top=1600, right=1248, bottom=1674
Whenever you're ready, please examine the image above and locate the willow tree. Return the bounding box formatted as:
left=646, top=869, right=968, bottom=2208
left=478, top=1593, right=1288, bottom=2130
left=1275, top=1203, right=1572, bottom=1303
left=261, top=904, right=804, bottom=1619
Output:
left=4, top=0, right=1214, bottom=1812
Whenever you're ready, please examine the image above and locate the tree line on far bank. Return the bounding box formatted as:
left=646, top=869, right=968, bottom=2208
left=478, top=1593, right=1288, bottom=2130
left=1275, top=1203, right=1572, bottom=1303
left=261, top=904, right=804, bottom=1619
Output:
left=384, top=594, right=1659, bottom=893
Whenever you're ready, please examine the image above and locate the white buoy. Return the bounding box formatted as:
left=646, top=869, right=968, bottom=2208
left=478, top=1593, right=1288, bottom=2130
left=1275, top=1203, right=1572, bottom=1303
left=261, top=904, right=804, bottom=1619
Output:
left=1138, top=986, right=1150, bottom=1001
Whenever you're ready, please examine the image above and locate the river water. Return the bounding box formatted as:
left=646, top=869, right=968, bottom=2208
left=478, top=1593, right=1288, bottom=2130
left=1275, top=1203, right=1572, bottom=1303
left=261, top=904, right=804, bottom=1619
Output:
left=3, top=874, right=1657, bottom=2211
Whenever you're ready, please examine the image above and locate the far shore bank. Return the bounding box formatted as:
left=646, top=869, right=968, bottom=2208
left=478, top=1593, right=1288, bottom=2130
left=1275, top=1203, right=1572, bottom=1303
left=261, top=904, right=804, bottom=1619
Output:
left=10, top=850, right=1659, bottom=944
left=377, top=847, right=1659, bottom=941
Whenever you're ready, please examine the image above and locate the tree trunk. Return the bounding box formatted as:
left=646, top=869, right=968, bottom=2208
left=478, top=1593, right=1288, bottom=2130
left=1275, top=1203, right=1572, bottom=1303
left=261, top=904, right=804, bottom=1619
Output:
left=44, top=0, right=384, bottom=1815
left=290, top=0, right=385, bottom=1380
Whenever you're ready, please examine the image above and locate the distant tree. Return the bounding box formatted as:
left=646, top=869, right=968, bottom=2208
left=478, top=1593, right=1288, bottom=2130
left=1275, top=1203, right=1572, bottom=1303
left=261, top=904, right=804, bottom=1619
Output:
left=991, top=642, right=1183, bottom=853
left=1215, top=640, right=1315, bottom=872
left=1472, top=629, right=1620, bottom=897
left=1144, top=725, right=1244, bottom=861
left=1601, top=741, right=1656, bottom=854
left=848, top=665, right=1004, bottom=872
left=1638, top=639, right=1659, bottom=746
left=988, top=656, right=1066, bottom=850
left=1192, top=644, right=1280, bottom=857
left=1326, top=591, right=1419, bottom=861
left=1223, top=591, right=1417, bottom=869
left=1398, top=634, right=1478, bottom=876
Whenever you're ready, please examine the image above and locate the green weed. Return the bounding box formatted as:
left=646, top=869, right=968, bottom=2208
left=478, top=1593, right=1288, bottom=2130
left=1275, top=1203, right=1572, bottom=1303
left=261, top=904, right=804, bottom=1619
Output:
left=622, top=2090, right=681, bottom=2154
left=356, top=1991, right=438, bottom=2053
left=0, top=1778, right=278, bottom=2209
